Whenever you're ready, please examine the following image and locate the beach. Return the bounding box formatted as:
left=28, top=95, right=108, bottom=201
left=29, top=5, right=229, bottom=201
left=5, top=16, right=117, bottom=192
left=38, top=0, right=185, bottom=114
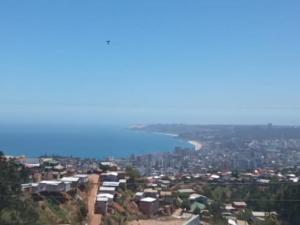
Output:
left=154, top=132, right=179, bottom=137
left=188, top=140, right=203, bottom=151
left=152, top=132, right=202, bottom=151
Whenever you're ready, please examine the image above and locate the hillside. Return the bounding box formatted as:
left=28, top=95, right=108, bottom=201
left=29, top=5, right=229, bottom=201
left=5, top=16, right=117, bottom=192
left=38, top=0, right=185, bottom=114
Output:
left=0, top=151, right=88, bottom=225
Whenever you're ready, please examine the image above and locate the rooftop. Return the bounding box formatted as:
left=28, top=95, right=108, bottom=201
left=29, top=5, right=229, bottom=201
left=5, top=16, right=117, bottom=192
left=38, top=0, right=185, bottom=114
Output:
left=99, top=186, right=116, bottom=191
left=75, top=174, right=89, bottom=178
left=61, top=177, right=80, bottom=182
left=97, top=193, right=114, bottom=199
left=102, top=181, right=120, bottom=187
left=40, top=180, right=62, bottom=185
left=140, top=197, right=157, bottom=202
left=178, top=189, right=195, bottom=194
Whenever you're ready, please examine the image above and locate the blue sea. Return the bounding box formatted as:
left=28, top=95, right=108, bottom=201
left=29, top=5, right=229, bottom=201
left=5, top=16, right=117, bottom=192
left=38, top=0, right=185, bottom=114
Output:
left=0, top=124, right=192, bottom=159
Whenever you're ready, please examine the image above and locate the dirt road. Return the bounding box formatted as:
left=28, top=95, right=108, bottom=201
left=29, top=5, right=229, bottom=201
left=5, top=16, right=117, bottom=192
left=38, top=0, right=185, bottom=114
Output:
left=88, top=174, right=101, bottom=225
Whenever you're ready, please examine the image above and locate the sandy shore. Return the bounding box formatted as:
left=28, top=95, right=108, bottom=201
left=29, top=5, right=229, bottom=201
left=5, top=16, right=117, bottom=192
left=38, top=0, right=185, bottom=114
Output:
left=188, top=140, right=203, bottom=151
left=155, top=132, right=202, bottom=151
left=154, top=132, right=179, bottom=137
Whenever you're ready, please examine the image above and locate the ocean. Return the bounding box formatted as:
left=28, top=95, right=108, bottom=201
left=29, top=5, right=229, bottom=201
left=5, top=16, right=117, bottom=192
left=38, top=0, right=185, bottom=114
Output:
left=0, top=124, right=192, bottom=159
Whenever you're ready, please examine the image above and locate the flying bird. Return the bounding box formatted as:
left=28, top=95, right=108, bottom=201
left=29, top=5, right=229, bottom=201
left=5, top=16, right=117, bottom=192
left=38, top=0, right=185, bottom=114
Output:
left=106, top=40, right=110, bottom=45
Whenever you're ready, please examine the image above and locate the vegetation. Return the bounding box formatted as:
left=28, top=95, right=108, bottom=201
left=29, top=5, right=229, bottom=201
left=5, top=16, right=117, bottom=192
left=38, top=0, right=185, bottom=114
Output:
left=125, top=166, right=141, bottom=191
left=0, top=151, right=40, bottom=225
left=0, top=151, right=88, bottom=225
left=199, top=182, right=299, bottom=225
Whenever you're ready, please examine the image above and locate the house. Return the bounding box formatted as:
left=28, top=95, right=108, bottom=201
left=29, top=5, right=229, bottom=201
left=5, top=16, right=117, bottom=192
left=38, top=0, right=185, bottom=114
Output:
left=42, top=171, right=54, bottom=180
left=144, top=188, right=159, bottom=198
left=102, top=181, right=120, bottom=188
left=31, top=171, right=42, bottom=182
left=101, top=171, right=118, bottom=182
left=53, top=164, right=65, bottom=172
left=21, top=183, right=35, bottom=193
left=24, top=163, right=40, bottom=169
left=139, top=197, right=159, bottom=217
left=116, top=171, right=126, bottom=179
left=257, top=179, right=270, bottom=184
left=39, top=180, right=65, bottom=192
left=178, top=189, right=195, bottom=196
left=158, top=180, right=171, bottom=189
left=134, top=192, right=144, bottom=201
left=63, top=181, right=72, bottom=192
left=99, top=186, right=116, bottom=195
left=224, top=204, right=236, bottom=212
left=31, top=183, right=40, bottom=193
left=232, top=202, right=247, bottom=210
left=289, top=177, right=299, bottom=183
left=97, top=193, right=114, bottom=202
left=66, top=165, right=76, bottom=176
left=189, top=194, right=202, bottom=201
left=95, top=197, right=109, bottom=214
left=100, top=162, right=118, bottom=170
left=159, top=191, right=174, bottom=204
left=61, top=176, right=80, bottom=188
left=228, top=219, right=248, bottom=225
left=75, top=174, right=89, bottom=184
left=190, top=194, right=208, bottom=204
left=222, top=212, right=235, bottom=220
left=210, top=174, right=220, bottom=180
left=118, top=179, right=127, bottom=188
left=52, top=170, right=67, bottom=180
left=252, top=211, right=278, bottom=222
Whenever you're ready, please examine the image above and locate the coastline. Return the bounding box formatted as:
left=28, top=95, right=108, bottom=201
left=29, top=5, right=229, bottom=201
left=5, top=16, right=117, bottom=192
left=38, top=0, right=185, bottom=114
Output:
left=153, top=132, right=179, bottom=137
left=1, top=126, right=193, bottom=159
left=187, top=140, right=203, bottom=151
left=151, top=131, right=202, bottom=151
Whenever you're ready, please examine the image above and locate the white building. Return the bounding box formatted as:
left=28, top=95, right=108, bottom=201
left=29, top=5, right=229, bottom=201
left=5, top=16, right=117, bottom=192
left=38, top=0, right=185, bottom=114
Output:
left=101, top=171, right=118, bottom=182
left=102, top=181, right=120, bottom=188
left=61, top=176, right=80, bottom=187
left=39, top=180, right=65, bottom=192
left=95, top=197, right=109, bottom=214
left=75, top=174, right=89, bottom=184
left=139, top=197, right=159, bottom=217
left=99, top=186, right=116, bottom=195
left=97, top=193, right=114, bottom=201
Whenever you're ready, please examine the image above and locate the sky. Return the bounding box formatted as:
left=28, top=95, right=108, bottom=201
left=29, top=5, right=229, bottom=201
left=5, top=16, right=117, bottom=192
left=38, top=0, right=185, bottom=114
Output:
left=0, top=0, right=300, bottom=125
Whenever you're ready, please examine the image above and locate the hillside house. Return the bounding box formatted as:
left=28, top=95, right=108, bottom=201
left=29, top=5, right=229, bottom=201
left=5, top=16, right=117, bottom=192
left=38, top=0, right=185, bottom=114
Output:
left=99, top=186, right=116, bottom=195
left=95, top=197, right=109, bottom=215
left=139, top=197, right=159, bottom=217
left=75, top=174, right=89, bottom=184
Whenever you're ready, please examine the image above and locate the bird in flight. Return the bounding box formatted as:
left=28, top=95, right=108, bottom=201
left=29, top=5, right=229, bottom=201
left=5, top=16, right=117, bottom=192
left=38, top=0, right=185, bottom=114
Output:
left=106, top=40, right=110, bottom=45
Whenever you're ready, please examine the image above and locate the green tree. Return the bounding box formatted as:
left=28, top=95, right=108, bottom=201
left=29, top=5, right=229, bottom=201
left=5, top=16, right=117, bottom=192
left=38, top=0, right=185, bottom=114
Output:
left=237, top=209, right=252, bottom=223
left=125, top=166, right=140, bottom=191
left=0, top=151, right=40, bottom=225
left=193, top=207, right=201, bottom=215
left=181, top=199, right=191, bottom=211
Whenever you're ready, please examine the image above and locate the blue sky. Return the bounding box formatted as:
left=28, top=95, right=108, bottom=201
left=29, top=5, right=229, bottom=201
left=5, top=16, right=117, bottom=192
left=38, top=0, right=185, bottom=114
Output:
left=1, top=0, right=300, bottom=125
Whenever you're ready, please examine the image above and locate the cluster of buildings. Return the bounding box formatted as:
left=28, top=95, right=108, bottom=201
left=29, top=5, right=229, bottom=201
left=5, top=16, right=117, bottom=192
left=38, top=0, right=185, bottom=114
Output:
left=133, top=175, right=209, bottom=219
left=120, top=149, right=299, bottom=186
left=21, top=174, right=89, bottom=193
left=91, top=162, right=202, bottom=225
left=6, top=123, right=299, bottom=225
left=223, top=201, right=278, bottom=225
left=95, top=163, right=127, bottom=215
left=132, top=124, right=300, bottom=173
left=19, top=157, right=90, bottom=193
